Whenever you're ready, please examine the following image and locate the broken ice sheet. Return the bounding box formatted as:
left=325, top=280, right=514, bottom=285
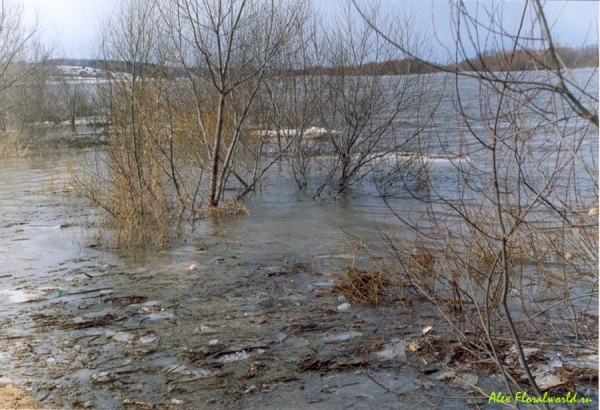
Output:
left=321, top=331, right=362, bottom=344
left=372, top=339, right=407, bottom=361
left=139, top=335, right=158, bottom=344
left=450, top=374, right=479, bottom=390
left=218, top=350, right=250, bottom=363
left=564, top=354, right=598, bottom=370
left=113, top=332, right=133, bottom=342
left=200, top=325, right=217, bottom=334
left=535, top=373, right=562, bottom=390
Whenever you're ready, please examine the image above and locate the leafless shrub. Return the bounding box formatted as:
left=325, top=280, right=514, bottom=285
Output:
left=354, top=0, right=598, bottom=403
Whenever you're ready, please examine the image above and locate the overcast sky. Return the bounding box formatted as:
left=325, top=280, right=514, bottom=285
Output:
left=22, top=0, right=599, bottom=60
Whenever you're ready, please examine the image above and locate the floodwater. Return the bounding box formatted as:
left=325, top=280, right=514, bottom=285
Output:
left=1, top=149, right=597, bottom=409
left=1, top=68, right=598, bottom=409
left=0, top=152, right=482, bottom=409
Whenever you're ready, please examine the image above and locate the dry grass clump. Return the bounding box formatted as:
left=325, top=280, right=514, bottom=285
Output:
left=334, top=267, right=387, bottom=307
left=410, top=248, right=436, bottom=272
left=0, top=130, right=29, bottom=157
left=0, top=385, right=43, bottom=410
left=206, top=198, right=250, bottom=217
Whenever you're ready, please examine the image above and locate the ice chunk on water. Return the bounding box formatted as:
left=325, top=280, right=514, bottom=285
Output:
left=201, top=325, right=217, bottom=334
left=313, top=281, right=334, bottom=287
left=535, top=373, right=562, bottom=390
left=322, top=331, right=362, bottom=343
left=373, top=339, right=407, bottom=361
left=451, top=373, right=479, bottom=390
left=0, top=378, right=14, bottom=387
left=145, top=312, right=175, bottom=321
left=337, top=303, right=351, bottom=312
left=113, top=332, right=133, bottom=342
left=218, top=350, right=250, bottom=363
left=1, top=289, right=45, bottom=303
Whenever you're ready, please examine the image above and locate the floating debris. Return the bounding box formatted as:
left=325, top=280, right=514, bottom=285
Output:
left=189, top=264, right=198, bottom=271
left=564, top=252, right=574, bottom=261
left=422, top=326, right=433, bottom=335
left=406, top=341, right=422, bottom=353
left=122, top=398, right=153, bottom=408
left=337, top=303, right=351, bottom=312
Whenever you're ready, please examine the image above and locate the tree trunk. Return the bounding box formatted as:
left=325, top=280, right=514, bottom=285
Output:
left=208, top=94, right=226, bottom=207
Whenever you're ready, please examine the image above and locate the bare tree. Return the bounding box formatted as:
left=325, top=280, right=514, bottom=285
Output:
left=162, top=0, right=310, bottom=207
left=252, top=10, right=328, bottom=190
left=0, top=0, right=49, bottom=145
left=312, top=2, right=438, bottom=199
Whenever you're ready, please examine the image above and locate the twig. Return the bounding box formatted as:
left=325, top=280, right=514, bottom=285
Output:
left=122, top=399, right=154, bottom=408
left=67, top=287, right=114, bottom=296
left=0, top=335, right=34, bottom=340
left=338, top=381, right=360, bottom=388
left=163, top=383, right=177, bottom=396
left=364, top=369, right=392, bottom=393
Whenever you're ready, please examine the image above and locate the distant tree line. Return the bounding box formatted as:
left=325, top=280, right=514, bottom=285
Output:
left=45, top=44, right=598, bottom=79
left=453, top=44, right=599, bottom=72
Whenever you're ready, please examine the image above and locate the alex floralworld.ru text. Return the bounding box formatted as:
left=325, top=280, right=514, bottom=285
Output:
left=489, top=391, right=592, bottom=404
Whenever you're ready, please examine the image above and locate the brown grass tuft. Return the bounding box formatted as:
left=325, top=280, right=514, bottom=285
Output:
left=206, top=198, right=250, bottom=217
left=334, top=267, right=387, bottom=307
